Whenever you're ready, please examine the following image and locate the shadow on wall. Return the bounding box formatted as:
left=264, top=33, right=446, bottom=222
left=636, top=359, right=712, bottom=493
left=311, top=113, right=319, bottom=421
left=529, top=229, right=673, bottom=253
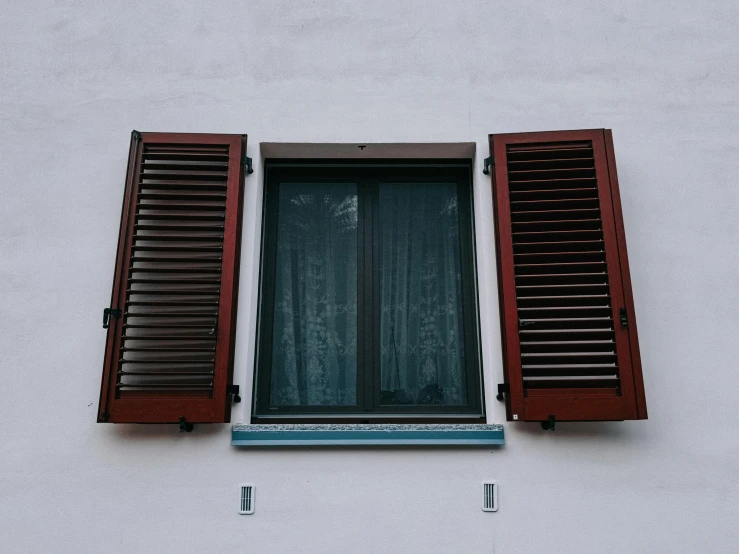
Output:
left=103, top=422, right=228, bottom=441
left=513, top=420, right=651, bottom=445
left=99, top=420, right=651, bottom=450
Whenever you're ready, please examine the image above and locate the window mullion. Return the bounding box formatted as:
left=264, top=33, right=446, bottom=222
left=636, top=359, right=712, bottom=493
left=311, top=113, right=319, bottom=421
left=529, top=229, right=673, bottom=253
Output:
left=370, top=180, right=381, bottom=412
left=358, top=180, right=378, bottom=413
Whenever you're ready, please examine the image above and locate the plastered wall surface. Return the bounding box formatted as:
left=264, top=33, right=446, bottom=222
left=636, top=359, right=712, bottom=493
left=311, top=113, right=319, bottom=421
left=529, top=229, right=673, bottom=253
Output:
left=1, top=1, right=738, bottom=552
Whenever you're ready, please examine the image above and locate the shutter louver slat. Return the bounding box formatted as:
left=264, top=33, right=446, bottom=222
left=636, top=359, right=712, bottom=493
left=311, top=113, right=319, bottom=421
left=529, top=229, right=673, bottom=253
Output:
left=99, top=132, right=246, bottom=424
left=490, top=129, right=647, bottom=422
left=510, top=140, right=616, bottom=391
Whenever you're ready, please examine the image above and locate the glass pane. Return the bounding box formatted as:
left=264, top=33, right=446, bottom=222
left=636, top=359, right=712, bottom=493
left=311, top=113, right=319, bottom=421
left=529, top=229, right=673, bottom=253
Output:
left=379, top=182, right=468, bottom=406
left=270, top=183, right=358, bottom=406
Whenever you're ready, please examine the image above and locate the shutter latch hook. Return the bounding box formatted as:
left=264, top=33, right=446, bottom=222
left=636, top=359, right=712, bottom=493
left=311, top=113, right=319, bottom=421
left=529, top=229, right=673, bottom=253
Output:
left=103, top=308, right=122, bottom=329
left=227, top=385, right=242, bottom=403
left=482, top=156, right=494, bottom=175
left=619, top=308, right=628, bottom=328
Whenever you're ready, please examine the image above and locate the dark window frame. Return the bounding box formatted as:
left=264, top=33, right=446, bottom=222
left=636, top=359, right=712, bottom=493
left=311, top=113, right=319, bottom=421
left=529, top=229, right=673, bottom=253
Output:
left=252, top=160, right=486, bottom=423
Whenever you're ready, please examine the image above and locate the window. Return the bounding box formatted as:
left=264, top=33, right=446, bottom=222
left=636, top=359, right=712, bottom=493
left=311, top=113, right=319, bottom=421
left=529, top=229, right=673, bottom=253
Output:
left=97, top=131, right=647, bottom=428
left=254, top=162, right=484, bottom=421
left=489, top=129, right=647, bottom=422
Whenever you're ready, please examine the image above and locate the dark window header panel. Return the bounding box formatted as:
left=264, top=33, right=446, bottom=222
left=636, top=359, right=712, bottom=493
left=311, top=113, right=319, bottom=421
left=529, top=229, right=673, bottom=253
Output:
left=260, top=142, right=476, bottom=160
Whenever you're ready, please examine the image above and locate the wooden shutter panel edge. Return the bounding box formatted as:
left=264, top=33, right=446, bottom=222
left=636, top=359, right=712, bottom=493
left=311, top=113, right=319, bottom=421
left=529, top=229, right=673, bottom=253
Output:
left=98, top=130, right=141, bottom=422
left=489, top=134, right=520, bottom=421
left=219, top=134, right=247, bottom=424
left=229, top=136, right=247, bottom=420
left=603, top=129, right=647, bottom=419
left=98, top=132, right=247, bottom=424
left=489, top=129, right=647, bottom=422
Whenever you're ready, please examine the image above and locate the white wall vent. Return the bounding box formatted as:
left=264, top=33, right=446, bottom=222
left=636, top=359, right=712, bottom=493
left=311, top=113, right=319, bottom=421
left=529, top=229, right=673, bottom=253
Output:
left=239, top=484, right=255, bottom=514
left=482, top=481, right=498, bottom=512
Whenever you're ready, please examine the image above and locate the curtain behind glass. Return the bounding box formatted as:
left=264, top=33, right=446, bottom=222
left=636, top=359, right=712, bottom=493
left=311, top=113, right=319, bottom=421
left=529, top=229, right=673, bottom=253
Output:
left=269, top=183, right=358, bottom=406
left=379, top=182, right=468, bottom=406
left=380, top=183, right=467, bottom=405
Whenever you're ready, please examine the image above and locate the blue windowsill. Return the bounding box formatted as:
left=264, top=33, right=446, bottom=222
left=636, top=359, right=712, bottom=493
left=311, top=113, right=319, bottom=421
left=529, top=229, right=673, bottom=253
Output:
left=231, top=423, right=504, bottom=446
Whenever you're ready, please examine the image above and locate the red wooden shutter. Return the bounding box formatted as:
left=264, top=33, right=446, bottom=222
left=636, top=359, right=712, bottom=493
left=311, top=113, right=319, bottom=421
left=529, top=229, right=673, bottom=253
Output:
left=489, top=129, right=647, bottom=422
left=98, top=132, right=246, bottom=423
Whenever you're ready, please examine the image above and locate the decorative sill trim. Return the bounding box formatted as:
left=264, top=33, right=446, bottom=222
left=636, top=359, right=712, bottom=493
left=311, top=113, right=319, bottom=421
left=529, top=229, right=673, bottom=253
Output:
left=231, top=424, right=504, bottom=447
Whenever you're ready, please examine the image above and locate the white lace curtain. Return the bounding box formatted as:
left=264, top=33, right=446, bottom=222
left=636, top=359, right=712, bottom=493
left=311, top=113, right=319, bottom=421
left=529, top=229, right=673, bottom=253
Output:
left=270, top=181, right=466, bottom=406
left=270, top=183, right=358, bottom=406
left=379, top=182, right=467, bottom=405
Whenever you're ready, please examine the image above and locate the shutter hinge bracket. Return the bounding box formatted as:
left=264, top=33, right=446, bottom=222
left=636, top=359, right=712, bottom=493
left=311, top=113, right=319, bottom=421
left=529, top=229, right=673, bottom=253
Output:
left=179, top=417, right=194, bottom=432
left=103, top=308, right=122, bottom=329
left=242, top=156, right=254, bottom=174
left=619, top=308, right=628, bottom=328
left=227, top=385, right=242, bottom=403
left=482, top=156, right=494, bottom=175
left=496, top=383, right=509, bottom=402
left=131, top=130, right=141, bottom=141
left=541, top=415, right=556, bottom=431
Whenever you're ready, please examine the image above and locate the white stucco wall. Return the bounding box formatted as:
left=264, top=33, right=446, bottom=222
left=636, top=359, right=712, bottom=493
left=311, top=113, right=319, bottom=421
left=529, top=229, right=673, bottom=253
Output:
left=2, top=1, right=738, bottom=552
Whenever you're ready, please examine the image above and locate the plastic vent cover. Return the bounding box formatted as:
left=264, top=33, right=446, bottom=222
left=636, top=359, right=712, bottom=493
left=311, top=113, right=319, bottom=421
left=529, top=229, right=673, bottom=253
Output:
left=239, top=484, right=255, bottom=514
left=482, top=482, right=498, bottom=512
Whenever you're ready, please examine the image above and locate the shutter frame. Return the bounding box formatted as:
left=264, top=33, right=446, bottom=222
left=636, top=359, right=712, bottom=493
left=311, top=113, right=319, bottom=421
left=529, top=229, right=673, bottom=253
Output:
left=98, top=132, right=246, bottom=423
left=603, top=129, right=647, bottom=420
left=489, top=129, right=647, bottom=422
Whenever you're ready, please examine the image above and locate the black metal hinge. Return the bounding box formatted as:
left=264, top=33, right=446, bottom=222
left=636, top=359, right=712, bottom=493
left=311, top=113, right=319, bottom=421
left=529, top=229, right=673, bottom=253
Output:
left=482, top=156, right=494, bottom=175
left=242, top=156, right=254, bottom=174
left=496, top=383, right=509, bottom=402
left=131, top=130, right=141, bottom=141
left=103, top=308, right=122, bottom=329
left=541, top=415, right=556, bottom=431
left=227, top=384, right=241, bottom=403
left=619, top=308, right=628, bottom=328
